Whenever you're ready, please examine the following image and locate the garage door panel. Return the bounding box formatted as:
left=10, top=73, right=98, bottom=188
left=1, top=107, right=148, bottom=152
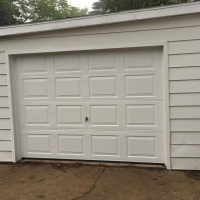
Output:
left=23, top=78, right=49, bottom=99
left=20, top=103, right=88, bottom=129
left=21, top=131, right=163, bottom=162
left=90, top=105, right=118, bottom=126
left=126, top=105, right=156, bottom=126
left=25, top=106, right=50, bottom=126
left=20, top=77, right=86, bottom=101
left=126, top=102, right=163, bottom=130
left=57, top=105, right=83, bottom=126
left=20, top=101, right=163, bottom=131
left=55, top=53, right=81, bottom=73
left=26, top=134, right=52, bottom=154
left=14, top=47, right=164, bottom=163
left=89, top=51, right=115, bottom=71
left=125, top=49, right=154, bottom=70
left=58, top=135, right=85, bottom=155
left=88, top=73, right=162, bottom=100
left=89, top=76, right=117, bottom=98
left=127, top=136, right=156, bottom=158
left=55, top=77, right=82, bottom=98
left=125, top=74, right=163, bottom=99
left=19, top=104, right=54, bottom=129
left=92, top=136, right=119, bottom=156
left=126, top=75, right=155, bottom=97
left=23, top=55, right=47, bottom=74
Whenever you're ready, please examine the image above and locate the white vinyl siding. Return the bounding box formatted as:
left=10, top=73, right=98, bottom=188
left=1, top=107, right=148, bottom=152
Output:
left=0, top=141, right=12, bottom=151
left=0, top=130, right=12, bottom=141
left=0, top=108, right=10, bottom=118
left=171, top=145, right=200, bottom=157
left=0, top=52, right=6, bottom=64
left=0, top=152, right=12, bottom=162
left=170, top=107, right=200, bottom=119
left=0, top=52, right=12, bottom=162
left=0, top=97, right=10, bottom=108
left=169, top=40, right=200, bottom=170
left=169, top=53, right=200, bottom=67
left=170, top=94, right=200, bottom=106
left=0, top=75, right=7, bottom=85
left=0, top=86, right=8, bottom=96
left=169, top=67, right=200, bottom=80
left=0, top=64, right=6, bottom=75
left=171, top=158, right=200, bottom=170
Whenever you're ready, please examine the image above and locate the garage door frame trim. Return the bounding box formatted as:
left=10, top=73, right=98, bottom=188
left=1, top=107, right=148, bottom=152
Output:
left=6, top=41, right=171, bottom=169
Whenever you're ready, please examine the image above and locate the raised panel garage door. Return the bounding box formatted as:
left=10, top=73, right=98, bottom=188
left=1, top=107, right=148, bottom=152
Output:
left=13, top=47, right=165, bottom=163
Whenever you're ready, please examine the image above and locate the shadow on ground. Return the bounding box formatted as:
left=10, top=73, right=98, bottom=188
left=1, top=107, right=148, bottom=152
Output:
left=0, top=162, right=200, bottom=200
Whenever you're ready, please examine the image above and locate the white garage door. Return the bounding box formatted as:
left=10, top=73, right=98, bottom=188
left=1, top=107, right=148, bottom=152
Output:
left=13, top=47, right=165, bottom=163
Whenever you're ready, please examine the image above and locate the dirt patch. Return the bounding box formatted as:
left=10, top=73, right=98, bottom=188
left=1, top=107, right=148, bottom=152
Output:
left=186, top=171, right=200, bottom=180
left=53, top=163, right=83, bottom=172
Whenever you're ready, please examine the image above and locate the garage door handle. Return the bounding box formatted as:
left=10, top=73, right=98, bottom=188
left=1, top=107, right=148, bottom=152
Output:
left=85, top=117, right=89, bottom=122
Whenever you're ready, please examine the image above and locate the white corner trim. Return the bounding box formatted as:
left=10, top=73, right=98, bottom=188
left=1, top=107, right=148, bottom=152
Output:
left=0, top=2, right=200, bottom=37
left=8, top=41, right=168, bottom=164
left=163, top=43, right=171, bottom=170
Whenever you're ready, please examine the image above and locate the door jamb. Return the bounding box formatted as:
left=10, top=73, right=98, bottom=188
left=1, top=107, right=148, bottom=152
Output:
left=6, top=41, right=171, bottom=169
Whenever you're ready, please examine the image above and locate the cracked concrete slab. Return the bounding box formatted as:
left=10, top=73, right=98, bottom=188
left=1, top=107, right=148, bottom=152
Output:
left=72, top=167, right=106, bottom=200
left=0, top=162, right=200, bottom=200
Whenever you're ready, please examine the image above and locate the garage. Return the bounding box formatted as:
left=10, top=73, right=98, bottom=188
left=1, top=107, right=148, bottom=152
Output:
left=13, top=47, right=164, bottom=163
left=1, top=2, right=200, bottom=170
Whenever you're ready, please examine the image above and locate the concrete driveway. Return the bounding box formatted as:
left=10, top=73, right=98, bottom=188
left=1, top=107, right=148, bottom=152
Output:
left=0, top=161, right=200, bottom=200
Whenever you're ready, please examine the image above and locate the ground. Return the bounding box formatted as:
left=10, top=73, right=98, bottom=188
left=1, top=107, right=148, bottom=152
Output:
left=0, top=161, right=200, bottom=200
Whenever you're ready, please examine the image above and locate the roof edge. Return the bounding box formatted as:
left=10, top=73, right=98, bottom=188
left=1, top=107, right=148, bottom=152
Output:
left=0, top=2, right=200, bottom=37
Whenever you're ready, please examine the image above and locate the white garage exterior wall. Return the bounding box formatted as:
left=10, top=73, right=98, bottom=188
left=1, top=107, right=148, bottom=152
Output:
left=0, top=52, right=13, bottom=162
left=0, top=2, right=200, bottom=169
left=169, top=41, right=200, bottom=170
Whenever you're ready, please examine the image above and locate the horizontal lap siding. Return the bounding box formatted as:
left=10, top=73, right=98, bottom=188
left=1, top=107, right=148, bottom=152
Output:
left=171, top=120, right=200, bottom=132
left=0, top=52, right=12, bottom=162
left=0, top=152, right=12, bottom=162
left=169, top=53, right=200, bottom=67
left=0, top=75, right=7, bottom=85
left=171, top=132, right=200, bottom=145
left=0, top=130, right=11, bottom=140
left=170, top=80, right=200, bottom=93
left=171, top=158, right=200, bottom=170
left=170, top=107, right=200, bottom=119
left=170, top=94, right=200, bottom=106
left=169, top=40, right=200, bottom=170
left=169, top=40, right=200, bottom=54
left=169, top=67, right=200, bottom=80
left=0, top=64, right=6, bottom=75
left=0, top=53, right=6, bottom=64
left=0, top=97, right=10, bottom=107
left=0, top=141, right=12, bottom=151
left=171, top=145, right=200, bottom=157
left=0, top=86, right=8, bottom=96
left=0, top=119, right=11, bottom=130
left=0, top=108, right=10, bottom=118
